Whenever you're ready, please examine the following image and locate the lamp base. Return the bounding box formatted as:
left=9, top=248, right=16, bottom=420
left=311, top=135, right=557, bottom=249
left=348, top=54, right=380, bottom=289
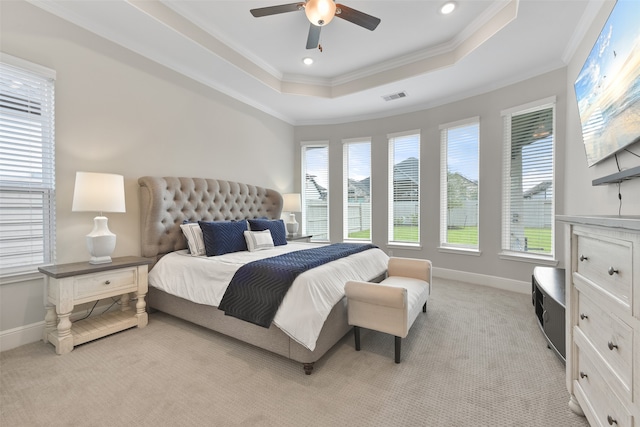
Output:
left=86, top=216, right=116, bottom=264
left=286, top=213, right=299, bottom=237
left=88, top=254, right=113, bottom=265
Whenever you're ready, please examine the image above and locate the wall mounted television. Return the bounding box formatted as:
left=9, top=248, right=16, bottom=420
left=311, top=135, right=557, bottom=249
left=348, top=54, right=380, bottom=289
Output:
left=574, top=0, right=640, bottom=167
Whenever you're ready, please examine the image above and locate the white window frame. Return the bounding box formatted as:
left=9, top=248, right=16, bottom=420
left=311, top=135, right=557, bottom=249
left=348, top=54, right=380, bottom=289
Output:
left=343, top=137, right=371, bottom=242
left=301, top=142, right=330, bottom=242
left=0, top=54, right=56, bottom=280
left=500, top=97, right=557, bottom=263
left=388, top=130, right=421, bottom=247
left=439, top=117, right=480, bottom=254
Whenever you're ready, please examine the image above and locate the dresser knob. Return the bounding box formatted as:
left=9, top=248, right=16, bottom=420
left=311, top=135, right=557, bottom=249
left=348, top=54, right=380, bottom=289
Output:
left=579, top=371, right=588, bottom=379
left=607, top=267, right=618, bottom=276
left=579, top=255, right=588, bottom=262
left=607, top=415, right=618, bottom=425
left=104, top=280, right=111, bottom=285
left=580, top=313, right=588, bottom=320
left=608, top=341, right=618, bottom=351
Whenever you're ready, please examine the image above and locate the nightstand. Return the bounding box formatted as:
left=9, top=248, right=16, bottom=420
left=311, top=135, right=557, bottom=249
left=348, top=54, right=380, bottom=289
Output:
left=39, top=256, right=153, bottom=355
left=286, top=234, right=313, bottom=242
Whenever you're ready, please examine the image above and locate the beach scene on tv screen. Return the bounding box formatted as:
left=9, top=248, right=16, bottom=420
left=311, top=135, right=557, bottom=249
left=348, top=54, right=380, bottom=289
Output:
left=574, top=0, right=640, bottom=167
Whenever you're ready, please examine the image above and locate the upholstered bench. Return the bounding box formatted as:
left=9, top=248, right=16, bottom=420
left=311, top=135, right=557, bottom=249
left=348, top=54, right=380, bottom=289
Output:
left=345, top=257, right=432, bottom=363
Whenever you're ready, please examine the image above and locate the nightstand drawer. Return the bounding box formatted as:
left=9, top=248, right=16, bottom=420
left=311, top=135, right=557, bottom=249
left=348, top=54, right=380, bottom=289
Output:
left=577, top=289, right=633, bottom=395
left=576, top=343, right=632, bottom=427
left=74, top=268, right=138, bottom=301
left=575, top=232, right=632, bottom=310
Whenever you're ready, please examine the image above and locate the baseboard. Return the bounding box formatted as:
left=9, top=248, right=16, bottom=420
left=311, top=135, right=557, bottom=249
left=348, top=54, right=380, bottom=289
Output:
left=433, top=267, right=530, bottom=294
left=0, top=321, right=45, bottom=353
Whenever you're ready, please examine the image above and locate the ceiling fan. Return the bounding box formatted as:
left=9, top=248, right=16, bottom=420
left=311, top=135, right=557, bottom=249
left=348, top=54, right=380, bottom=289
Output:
left=250, top=0, right=381, bottom=49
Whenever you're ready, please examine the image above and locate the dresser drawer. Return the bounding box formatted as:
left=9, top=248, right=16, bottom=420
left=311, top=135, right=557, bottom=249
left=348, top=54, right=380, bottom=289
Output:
left=576, top=344, right=633, bottom=427
left=577, top=289, right=633, bottom=396
left=575, top=231, right=632, bottom=310
left=73, top=268, right=138, bottom=301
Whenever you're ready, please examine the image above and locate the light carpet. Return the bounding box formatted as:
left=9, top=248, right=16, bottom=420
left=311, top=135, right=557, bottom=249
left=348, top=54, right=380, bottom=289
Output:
left=1, top=278, right=588, bottom=426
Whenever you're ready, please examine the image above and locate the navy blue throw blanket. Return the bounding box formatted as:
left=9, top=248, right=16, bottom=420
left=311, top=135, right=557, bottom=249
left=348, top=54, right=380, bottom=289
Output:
left=218, top=243, right=377, bottom=328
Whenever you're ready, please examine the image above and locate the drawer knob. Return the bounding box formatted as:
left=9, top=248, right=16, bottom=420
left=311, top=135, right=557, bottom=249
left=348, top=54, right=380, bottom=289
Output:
left=580, top=313, right=588, bottom=320
left=579, top=255, right=588, bottom=262
left=607, top=267, right=618, bottom=276
left=607, top=415, right=618, bottom=425
left=104, top=280, right=111, bottom=285
left=608, top=341, right=618, bottom=351
left=579, top=371, right=588, bottom=379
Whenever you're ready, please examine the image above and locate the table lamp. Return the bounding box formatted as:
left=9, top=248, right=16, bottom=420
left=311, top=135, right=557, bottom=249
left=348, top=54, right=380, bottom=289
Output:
left=72, top=172, right=126, bottom=264
left=282, top=193, right=301, bottom=236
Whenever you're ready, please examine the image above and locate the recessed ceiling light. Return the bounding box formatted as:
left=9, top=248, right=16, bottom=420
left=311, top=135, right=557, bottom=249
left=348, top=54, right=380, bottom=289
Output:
left=302, top=57, right=314, bottom=65
left=440, top=2, right=456, bottom=15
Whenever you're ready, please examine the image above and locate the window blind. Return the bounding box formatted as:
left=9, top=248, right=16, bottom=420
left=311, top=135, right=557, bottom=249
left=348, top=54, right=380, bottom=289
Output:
left=0, top=57, right=56, bottom=277
left=502, top=101, right=555, bottom=256
left=301, top=144, right=329, bottom=242
left=439, top=118, right=479, bottom=249
left=343, top=139, right=371, bottom=241
left=388, top=131, right=420, bottom=244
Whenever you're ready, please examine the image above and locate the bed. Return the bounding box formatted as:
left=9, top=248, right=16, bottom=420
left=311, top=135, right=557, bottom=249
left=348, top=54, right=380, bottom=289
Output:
left=138, top=176, right=388, bottom=374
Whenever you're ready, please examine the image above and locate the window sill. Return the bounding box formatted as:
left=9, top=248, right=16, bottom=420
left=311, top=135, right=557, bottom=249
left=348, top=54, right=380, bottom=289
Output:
left=387, top=243, right=422, bottom=250
left=344, top=238, right=372, bottom=243
left=498, top=251, right=558, bottom=266
left=0, top=270, right=44, bottom=286
left=438, top=246, right=481, bottom=256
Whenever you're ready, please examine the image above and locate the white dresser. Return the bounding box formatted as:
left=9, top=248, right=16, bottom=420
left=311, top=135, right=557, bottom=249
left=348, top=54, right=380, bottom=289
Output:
left=558, top=216, right=640, bottom=427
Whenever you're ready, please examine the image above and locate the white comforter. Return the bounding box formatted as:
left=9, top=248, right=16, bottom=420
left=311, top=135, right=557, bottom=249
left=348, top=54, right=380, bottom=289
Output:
left=148, top=242, right=389, bottom=351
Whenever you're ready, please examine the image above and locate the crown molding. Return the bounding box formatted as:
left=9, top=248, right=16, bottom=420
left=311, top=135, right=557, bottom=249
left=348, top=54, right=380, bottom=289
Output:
left=28, top=0, right=518, bottom=100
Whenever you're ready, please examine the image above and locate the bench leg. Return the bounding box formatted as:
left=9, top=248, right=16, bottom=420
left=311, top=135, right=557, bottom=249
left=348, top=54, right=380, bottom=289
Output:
left=395, top=336, right=401, bottom=363
left=354, top=326, right=361, bottom=351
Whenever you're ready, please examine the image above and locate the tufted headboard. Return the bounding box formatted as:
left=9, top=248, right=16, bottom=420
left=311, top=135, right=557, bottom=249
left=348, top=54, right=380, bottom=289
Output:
left=138, top=177, right=283, bottom=261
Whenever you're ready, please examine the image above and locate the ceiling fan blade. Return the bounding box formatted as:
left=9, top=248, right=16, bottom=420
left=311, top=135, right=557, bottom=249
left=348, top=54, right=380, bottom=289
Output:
left=306, top=24, right=322, bottom=49
left=335, top=4, right=381, bottom=31
left=250, top=3, right=303, bottom=18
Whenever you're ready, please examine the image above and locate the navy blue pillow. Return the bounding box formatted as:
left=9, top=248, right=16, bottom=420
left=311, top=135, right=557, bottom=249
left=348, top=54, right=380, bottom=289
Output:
left=198, top=220, right=248, bottom=256
left=247, top=219, right=287, bottom=246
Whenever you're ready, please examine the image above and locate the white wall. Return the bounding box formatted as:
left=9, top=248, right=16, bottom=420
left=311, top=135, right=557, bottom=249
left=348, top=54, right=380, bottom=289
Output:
left=563, top=0, right=640, bottom=216
left=0, top=1, right=294, bottom=342
left=295, top=68, right=567, bottom=284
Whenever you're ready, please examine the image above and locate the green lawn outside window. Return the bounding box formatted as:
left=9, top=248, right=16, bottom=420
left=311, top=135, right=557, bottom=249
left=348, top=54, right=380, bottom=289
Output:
left=349, top=226, right=552, bottom=253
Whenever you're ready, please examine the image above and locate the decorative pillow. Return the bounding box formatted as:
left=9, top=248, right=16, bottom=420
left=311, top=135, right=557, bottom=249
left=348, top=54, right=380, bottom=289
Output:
left=247, top=219, right=288, bottom=246
left=198, top=220, right=248, bottom=256
left=244, top=230, right=275, bottom=252
left=180, top=223, right=205, bottom=256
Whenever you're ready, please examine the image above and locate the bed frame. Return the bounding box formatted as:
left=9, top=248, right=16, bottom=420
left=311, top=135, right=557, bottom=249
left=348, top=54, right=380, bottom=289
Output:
left=138, top=176, right=380, bottom=374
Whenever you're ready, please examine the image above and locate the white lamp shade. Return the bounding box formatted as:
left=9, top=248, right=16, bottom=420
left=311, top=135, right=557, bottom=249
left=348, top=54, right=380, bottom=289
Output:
left=305, top=0, right=336, bottom=26
left=282, top=193, right=302, bottom=212
left=72, top=172, right=126, bottom=213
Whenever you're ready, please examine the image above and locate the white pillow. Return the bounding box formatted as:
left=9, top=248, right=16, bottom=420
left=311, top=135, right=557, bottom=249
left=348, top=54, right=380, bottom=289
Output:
left=180, top=223, right=206, bottom=256
left=244, top=229, right=274, bottom=252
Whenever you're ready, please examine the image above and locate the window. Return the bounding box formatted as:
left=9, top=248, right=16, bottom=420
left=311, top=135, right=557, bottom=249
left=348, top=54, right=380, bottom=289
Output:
left=501, top=98, right=555, bottom=258
left=440, top=118, right=479, bottom=250
left=388, top=131, right=420, bottom=245
left=343, top=138, right=371, bottom=241
left=0, top=55, right=56, bottom=277
left=302, top=144, right=329, bottom=241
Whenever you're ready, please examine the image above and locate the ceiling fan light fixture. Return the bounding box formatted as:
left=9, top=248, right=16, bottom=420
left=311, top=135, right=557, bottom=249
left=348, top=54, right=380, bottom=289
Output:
left=440, top=2, right=456, bottom=15
left=305, top=0, right=336, bottom=26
